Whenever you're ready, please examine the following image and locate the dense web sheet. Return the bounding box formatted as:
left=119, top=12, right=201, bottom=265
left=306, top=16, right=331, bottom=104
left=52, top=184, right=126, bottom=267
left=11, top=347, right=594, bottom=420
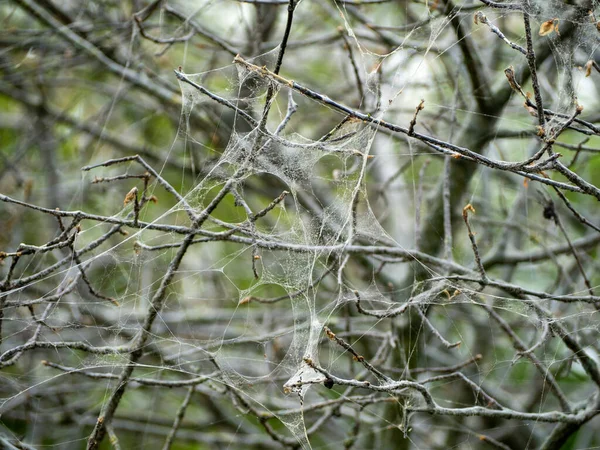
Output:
left=170, top=50, right=394, bottom=447
left=2, top=0, right=600, bottom=449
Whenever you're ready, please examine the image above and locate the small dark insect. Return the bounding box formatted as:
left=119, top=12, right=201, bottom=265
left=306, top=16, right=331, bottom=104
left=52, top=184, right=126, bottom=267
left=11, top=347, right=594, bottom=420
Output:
left=543, top=202, right=556, bottom=221
left=324, top=378, right=334, bottom=389
left=536, top=189, right=556, bottom=222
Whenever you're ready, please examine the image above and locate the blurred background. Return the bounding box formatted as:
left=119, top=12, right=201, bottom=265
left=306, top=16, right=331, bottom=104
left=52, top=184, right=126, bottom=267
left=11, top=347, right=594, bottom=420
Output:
left=2, top=1, right=600, bottom=449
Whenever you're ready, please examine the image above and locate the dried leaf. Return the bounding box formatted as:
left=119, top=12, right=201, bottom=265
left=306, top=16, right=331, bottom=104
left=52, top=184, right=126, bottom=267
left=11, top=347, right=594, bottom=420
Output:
left=524, top=104, right=538, bottom=116
left=123, top=187, right=138, bottom=206
left=504, top=66, right=519, bottom=92
left=539, top=19, right=557, bottom=36
left=463, top=203, right=476, bottom=216
left=585, top=60, right=593, bottom=77
left=239, top=296, right=253, bottom=305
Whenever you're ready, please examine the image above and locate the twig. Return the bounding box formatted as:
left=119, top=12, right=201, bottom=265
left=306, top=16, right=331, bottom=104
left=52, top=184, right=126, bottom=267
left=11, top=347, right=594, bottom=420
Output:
left=462, top=204, right=487, bottom=281
left=475, top=12, right=526, bottom=54
left=323, top=326, right=392, bottom=383
left=338, top=27, right=365, bottom=104
left=522, top=9, right=545, bottom=131
left=162, top=387, right=195, bottom=450
left=415, top=159, right=430, bottom=250
left=414, top=307, right=461, bottom=349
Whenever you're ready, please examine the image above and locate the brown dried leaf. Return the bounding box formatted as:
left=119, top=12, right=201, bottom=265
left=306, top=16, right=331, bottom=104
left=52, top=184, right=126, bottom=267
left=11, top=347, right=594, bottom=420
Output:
left=539, top=19, right=557, bottom=36
left=123, top=187, right=138, bottom=206
left=504, top=66, right=519, bottom=92
left=524, top=104, right=538, bottom=116
left=463, top=203, right=476, bottom=217
left=585, top=60, right=593, bottom=77
left=239, top=296, right=253, bottom=305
